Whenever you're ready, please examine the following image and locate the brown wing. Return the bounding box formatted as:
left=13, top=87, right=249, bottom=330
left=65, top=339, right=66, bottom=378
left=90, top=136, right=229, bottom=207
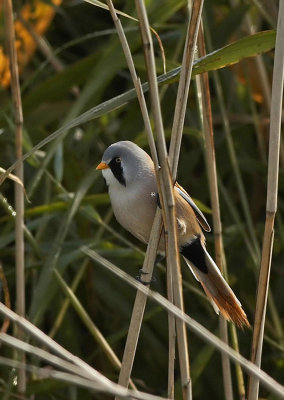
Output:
left=175, top=182, right=211, bottom=232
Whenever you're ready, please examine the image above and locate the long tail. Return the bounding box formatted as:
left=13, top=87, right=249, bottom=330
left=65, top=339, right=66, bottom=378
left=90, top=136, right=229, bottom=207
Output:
left=181, top=236, right=250, bottom=328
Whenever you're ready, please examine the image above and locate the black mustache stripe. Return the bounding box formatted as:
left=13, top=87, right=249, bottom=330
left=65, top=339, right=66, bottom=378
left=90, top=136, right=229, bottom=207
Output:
left=109, top=158, right=126, bottom=186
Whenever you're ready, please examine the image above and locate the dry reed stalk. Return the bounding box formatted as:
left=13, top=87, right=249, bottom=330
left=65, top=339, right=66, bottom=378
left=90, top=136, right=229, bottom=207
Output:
left=164, top=2, right=204, bottom=395
left=106, top=0, right=184, bottom=396
left=248, top=2, right=284, bottom=398
left=0, top=304, right=170, bottom=400
left=107, top=1, right=204, bottom=397
left=53, top=269, right=137, bottom=390
left=202, top=21, right=250, bottom=397
left=244, top=8, right=284, bottom=344
left=201, top=15, right=258, bottom=398
left=0, top=358, right=167, bottom=400
left=167, top=280, right=175, bottom=399
left=229, top=320, right=246, bottom=400
left=82, top=248, right=284, bottom=399
left=135, top=1, right=193, bottom=397
left=105, top=0, right=159, bottom=166
left=0, top=335, right=167, bottom=400
left=197, top=23, right=234, bottom=400
left=203, top=10, right=260, bottom=265
left=166, top=2, right=204, bottom=395
left=115, top=213, right=162, bottom=389
left=169, top=0, right=204, bottom=179
left=105, top=1, right=165, bottom=395
left=166, top=1, right=204, bottom=395
left=4, top=0, right=26, bottom=393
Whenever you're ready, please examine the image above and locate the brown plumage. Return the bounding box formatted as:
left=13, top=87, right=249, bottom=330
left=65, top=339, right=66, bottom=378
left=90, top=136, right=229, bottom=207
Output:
left=97, top=141, right=250, bottom=328
left=187, top=249, right=250, bottom=328
left=201, top=280, right=250, bottom=328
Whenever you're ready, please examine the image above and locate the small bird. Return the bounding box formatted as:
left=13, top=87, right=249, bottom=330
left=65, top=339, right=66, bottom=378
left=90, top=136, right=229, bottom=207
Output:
left=96, top=141, right=249, bottom=328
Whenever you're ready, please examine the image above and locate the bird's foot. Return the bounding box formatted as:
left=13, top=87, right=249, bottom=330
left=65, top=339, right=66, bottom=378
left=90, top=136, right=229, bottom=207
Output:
left=136, top=269, right=156, bottom=286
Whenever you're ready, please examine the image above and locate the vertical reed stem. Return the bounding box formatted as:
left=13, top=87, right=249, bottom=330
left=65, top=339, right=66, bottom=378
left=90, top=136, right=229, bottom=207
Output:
left=197, top=23, right=234, bottom=400
left=4, top=0, right=26, bottom=393
left=169, top=0, right=204, bottom=179
left=248, top=1, right=284, bottom=398
left=135, top=2, right=192, bottom=397
left=105, top=2, right=165, bottom=395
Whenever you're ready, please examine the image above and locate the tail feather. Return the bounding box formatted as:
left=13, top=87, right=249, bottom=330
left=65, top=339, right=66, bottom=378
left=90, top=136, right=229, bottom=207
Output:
left=182, top=238, right=250, bottom=328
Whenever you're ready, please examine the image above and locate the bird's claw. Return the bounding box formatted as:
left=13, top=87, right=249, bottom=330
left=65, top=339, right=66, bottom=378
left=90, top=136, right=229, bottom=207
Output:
left=136, top=269, right=156, bottom=286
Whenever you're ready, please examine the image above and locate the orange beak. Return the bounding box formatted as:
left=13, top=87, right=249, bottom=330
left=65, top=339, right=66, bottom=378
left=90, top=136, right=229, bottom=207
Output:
left=96, top=162, right=109, bottom=170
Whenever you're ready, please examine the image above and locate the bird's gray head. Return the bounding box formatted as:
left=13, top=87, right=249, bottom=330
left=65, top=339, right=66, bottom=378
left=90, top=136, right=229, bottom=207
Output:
left=96, top=141, right=154, bottom=187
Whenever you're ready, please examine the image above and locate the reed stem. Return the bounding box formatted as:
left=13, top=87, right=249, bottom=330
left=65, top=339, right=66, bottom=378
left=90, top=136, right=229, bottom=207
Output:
left=248, top=1, right=284, bottom=398
left=4, top=0, right=26, bottom=393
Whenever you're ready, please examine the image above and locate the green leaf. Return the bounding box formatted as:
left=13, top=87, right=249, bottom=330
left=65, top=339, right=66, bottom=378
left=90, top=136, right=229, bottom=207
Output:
left=192, top=30, right=275, bottom=75
left=1, top=30, right=276, bottom=183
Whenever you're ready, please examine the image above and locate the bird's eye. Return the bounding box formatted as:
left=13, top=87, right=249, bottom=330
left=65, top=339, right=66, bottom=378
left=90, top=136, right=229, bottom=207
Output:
left=115, top=157, right=121, bottom=163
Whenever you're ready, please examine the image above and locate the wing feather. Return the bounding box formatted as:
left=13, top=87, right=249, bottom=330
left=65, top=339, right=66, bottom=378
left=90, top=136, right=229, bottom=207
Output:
left=175, top=183, right=211, bottom=232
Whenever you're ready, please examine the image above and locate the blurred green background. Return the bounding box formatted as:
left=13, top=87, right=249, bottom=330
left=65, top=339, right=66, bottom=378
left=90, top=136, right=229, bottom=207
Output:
left=0, top=0, right=283, bottom=399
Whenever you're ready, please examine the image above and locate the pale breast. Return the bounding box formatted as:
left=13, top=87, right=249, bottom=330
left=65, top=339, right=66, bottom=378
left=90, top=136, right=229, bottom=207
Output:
left=109, top=183, right=157, bottom=244
left=108, top=178, right=205, bottom=250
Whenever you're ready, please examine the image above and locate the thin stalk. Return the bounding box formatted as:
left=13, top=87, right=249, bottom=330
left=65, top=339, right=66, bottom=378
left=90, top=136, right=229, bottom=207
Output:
left=48, top=260, right=89, bottom=339
left=0, top=305, right=170, bottom=400
left=248, top=216, right=274, bottom=400
left=135, top=1, right=191, bottom=398
left=248, top=2, right=284, bottom=398
left=105, top=0, right=159, bottom=165
left=230, top=323, right=246, bottom=400
left=0, top=334, right=166, bottom=400
left=204, top=18, right=251, bottom=398
left=167, top=273, right=176, bottom=400
left=164, top=1, right=204, bottom=395
left=168, top=0, right=204, bottom=180
left=215, top=72, right=260, bottom=263
left=105, top=2, right=164, bottom=394
left=82, top=248, right=284, bottom=399
left=107, top=1, right=204, bottom=397
left=162, top=1, right=204, bottom=392
left=197, top=23, right=234, bottom=400
left=4, top=0, right=26, bottom=393
left=219, top=318, right=234, bottom=400
left=244, top=8, right=284, bottom=343
left=116, top=212, right=163, bottom=391
left=53, top=269, right=137, bottom=390
left=203, top=11, right=260, bottom=266
left=48, top=208, right=114, bottom=339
